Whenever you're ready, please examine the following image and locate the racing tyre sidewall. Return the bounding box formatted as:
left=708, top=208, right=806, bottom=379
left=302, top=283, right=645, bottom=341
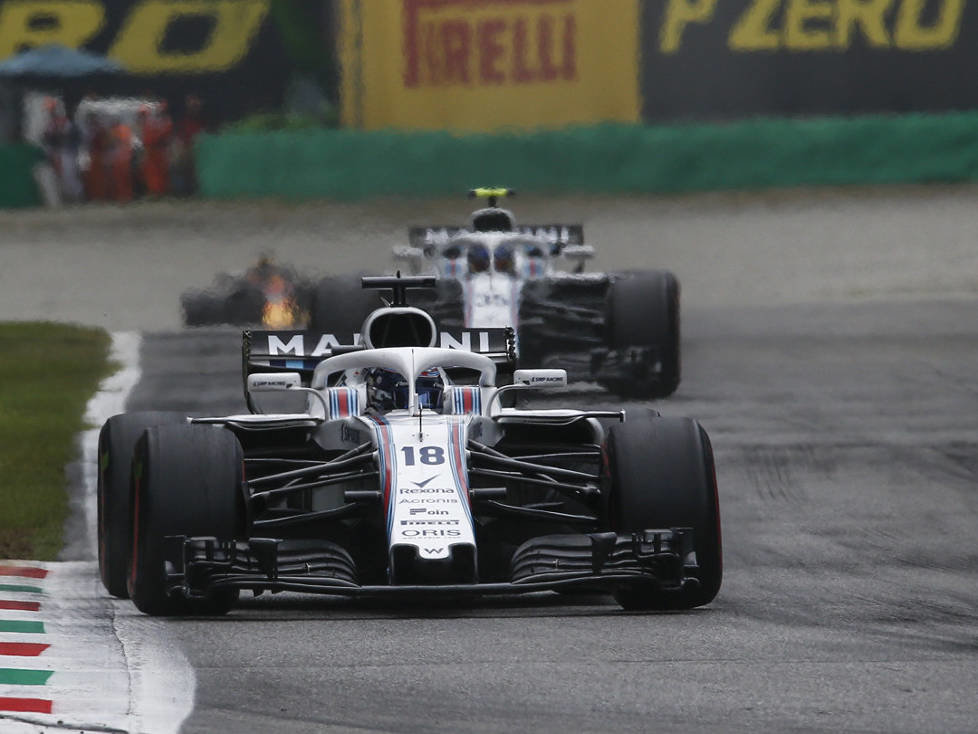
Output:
left=97, top=411, right=186, bottom=598
left=606, top=414, right=721, bottom=610
left=226, top=285, right=266, bottom=325
left=606, top=270, right=680, bottom=398
left=127, top=424, right=245, bottom=616
left=180, top=292, right=223, bottom=327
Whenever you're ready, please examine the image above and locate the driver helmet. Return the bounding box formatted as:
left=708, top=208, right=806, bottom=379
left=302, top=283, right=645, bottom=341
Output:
left=366, top=368, right=409, bottom=411
left=467, top=243, right=491, bottom=273
left=366, top=368, right=444, bottom=412
left=493, top=243, right=516, bottom=274
left=416, top=369, right=444, bottom=410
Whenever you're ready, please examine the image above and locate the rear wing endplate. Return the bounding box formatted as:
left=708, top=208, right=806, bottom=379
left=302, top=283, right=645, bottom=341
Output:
left=409, top=225, right=584, bottom=248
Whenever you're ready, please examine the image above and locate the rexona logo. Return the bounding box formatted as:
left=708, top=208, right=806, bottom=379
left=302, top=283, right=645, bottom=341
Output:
left=0, top=0, right=270, bottom=73
left=399, top=487, right=457, bottom=494
left=402, top=0, right=576, bottom=87
left=659, top=0, right=966, bottom=53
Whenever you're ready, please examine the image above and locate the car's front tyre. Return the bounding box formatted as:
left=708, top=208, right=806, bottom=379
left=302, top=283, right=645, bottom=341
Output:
left=97, top=411, right=187, bottom=598
left=606, top=413, right=721, bottom=610
left=128, top=424, right=245, bottom=616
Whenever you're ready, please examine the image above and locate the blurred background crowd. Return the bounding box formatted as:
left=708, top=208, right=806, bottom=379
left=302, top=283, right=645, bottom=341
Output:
left=35, top=92, right=206, bottom=205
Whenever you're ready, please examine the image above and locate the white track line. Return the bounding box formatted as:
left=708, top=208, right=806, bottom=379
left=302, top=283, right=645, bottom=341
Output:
left=1, top=331, right=196, bottom=734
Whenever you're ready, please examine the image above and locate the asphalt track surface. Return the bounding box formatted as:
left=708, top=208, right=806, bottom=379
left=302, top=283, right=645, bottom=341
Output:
left=4, top=188, right=977, bottom=732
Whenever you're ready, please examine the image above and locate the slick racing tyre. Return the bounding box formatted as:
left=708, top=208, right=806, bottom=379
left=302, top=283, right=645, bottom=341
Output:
left=515, top=280, right=549, bottom=368
left=605, top=270, right=680, bottom=399
left=606, top=413, right=721, bottom=610
left=413, top=278, right=465, bottom=331
left=128, top=424, right=245, bottom=616
left=309, top=275, right=381, bottom=336
left=180, top=292, right=224, bottom=327
left=225, top=285, right=266, bottom=324
left=97, top=411, right=187, bottom=598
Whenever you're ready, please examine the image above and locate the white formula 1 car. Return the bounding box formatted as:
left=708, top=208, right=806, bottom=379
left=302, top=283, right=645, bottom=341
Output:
left=309, top=189, right=680, bottom=398
left=98, top=276, right=719, bottom=616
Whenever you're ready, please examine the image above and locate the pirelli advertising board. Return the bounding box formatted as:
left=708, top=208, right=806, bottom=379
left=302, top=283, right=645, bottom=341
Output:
left=339, top=0, right=641, bottom=131
left=0, top=0, right=307, bottom=117
left=642, top=0, right=978, bottom=120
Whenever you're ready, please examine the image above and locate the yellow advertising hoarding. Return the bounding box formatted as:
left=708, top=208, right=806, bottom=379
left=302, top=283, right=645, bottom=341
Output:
left=340, top=0, right=641, bottom=131
left=0, top=0, right=269, bottom=73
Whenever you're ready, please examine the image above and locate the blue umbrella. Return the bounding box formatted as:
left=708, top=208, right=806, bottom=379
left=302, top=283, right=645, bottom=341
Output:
left=0, top=44, right=124, bottom=79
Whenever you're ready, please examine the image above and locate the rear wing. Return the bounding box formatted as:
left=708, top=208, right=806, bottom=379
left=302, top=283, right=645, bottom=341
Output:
left=408, top=225, right=584, bottom=249
left=242, top=326, right=517, bottom=399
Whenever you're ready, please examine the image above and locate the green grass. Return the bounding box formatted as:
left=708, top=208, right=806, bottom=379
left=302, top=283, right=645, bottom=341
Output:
left=0, top=323, right=112, bottom=560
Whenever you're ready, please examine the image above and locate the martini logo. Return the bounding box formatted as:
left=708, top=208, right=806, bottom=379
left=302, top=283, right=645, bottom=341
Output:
left=402, top=0, right=576, bottom=88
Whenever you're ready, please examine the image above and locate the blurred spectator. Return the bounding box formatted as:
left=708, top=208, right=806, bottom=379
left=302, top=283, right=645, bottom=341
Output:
left=172, top=94, right=205, bottom=195
left=108, top=115, right=134, bottom=203
left=41, top=98, right=82, bottom=204
left=80, top=108, right=108, bottom=201
left=139, top=102, right=172, bottom=196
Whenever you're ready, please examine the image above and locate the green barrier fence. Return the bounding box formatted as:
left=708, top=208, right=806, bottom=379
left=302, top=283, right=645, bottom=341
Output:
left=0, top=144, right=42, bottom=208
left=197, top=111, right=978, bottom=200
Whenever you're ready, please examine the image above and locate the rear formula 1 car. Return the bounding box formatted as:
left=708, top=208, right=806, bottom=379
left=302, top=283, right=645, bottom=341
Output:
left=180, top=253, right=314, bottom=328
left=309, top=189, right=681, bottom=399
left=99, top=276, right=719, bottom=616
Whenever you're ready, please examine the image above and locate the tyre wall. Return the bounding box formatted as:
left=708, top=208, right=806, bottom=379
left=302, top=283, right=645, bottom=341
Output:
left=196, top=112, right=978, bottom=200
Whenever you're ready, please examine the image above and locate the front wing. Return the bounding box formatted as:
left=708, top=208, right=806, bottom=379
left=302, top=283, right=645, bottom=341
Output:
left=164, top=529, right=700, bottom=600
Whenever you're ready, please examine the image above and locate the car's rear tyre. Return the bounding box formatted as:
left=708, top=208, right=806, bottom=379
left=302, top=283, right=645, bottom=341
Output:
left=128, top=424, right=246, bottom=616
left=515, top=280, right=549, bottom=368
left=308, top=275, right=381, bottom=336
left=180, top=292, right=223, bottom=327
left=98, top=411, right=187, bottom=598
left=606, top=413, right=721, bottom=610
left=225, top=285, right=266, bottom=324
left=414, top=278, right=465, bottom=331
left=605, top=270, right=680, bottom=399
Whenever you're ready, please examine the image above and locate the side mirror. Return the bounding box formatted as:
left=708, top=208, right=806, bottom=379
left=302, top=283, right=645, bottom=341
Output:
left=392, top=246, right=425, bottom=275
left=393, top=245, right=425, bottom=261
left=513, top=369, right=568, bottom=388
left=486, top=368, right=568, bottom=416
left=562, top=245, right=595, bottom=261
left=247, top=372, right=301, bottom=392
left=246, top=372, right=329, bottom=417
